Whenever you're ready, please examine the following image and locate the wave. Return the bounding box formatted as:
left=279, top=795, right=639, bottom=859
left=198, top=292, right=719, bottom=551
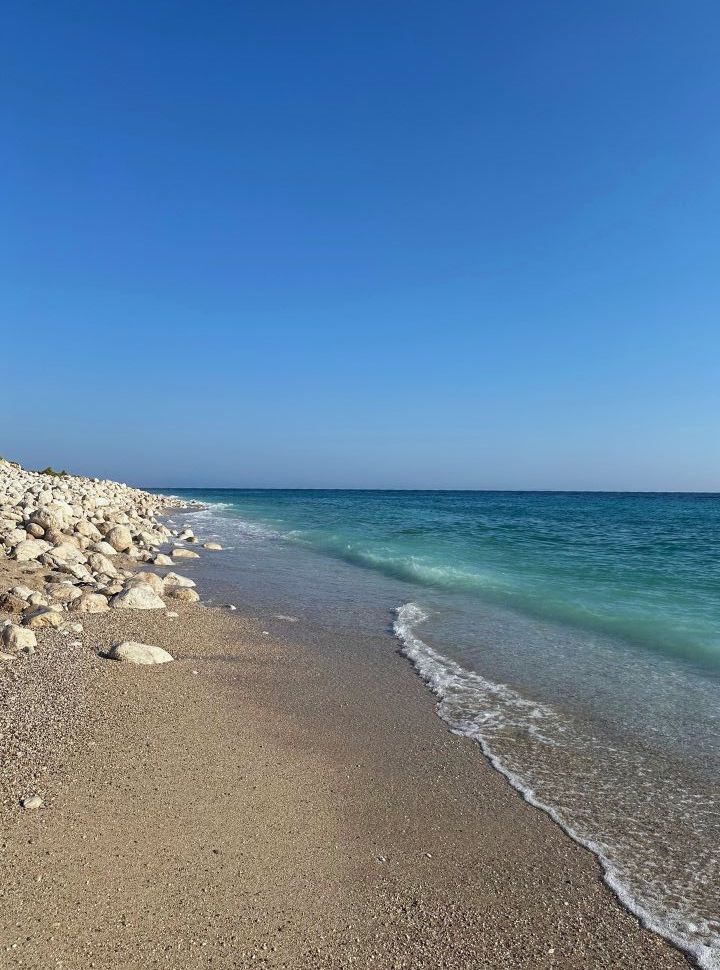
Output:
left=393, top=602, right=718, bottom=970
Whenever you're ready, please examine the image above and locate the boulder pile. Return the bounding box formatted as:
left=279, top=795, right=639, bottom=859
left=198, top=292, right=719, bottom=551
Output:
left=0, top=458, right=216, bottom=659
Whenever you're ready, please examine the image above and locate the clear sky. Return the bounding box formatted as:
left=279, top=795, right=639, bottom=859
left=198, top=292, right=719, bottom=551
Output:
left=3, top=1, right=719, bottom=489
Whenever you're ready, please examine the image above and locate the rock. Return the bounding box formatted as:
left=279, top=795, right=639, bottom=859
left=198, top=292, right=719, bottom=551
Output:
left=51, top=542, right=87, bottom=564
left=152, top=553, right=173, bottom=566
left=21, top=795, right=43, bottom=810
left=106, top=525, right=133, bottom=553
left=107, top=641, right=174, bottom=665
left=9, top=585, right=35, bottom=601
left=162, top=572, right=196, bottom=589
left=29, top=507, right=66, bottom=531
left=165, top=611, right=179, bottom=618
left=13, top=538, right=50, bottom=562
left=26, top=522, right=45, bottom=539
left=2, top=623, right=37, bottom=651
left=111, top=585, right=165, bottom=610
left=178, top=529, right=194, bottom=540
left=22, top=606, right=63, bottom=629
left=46, top=583, right=82, bottom=603
left=171, top=548, right=200, bottom=560
left=91, top=541, right=118, bottom=557
left=75, top=519, right=102, bottom=540
left=68, top=592, right=110, bottom=614
left=87, top=552, right=118, bottom=577
left=167, top=586, right=200, bottom=603
left=0, top=591, right=31, bottom=614
left=127, top=571, right=164, bottom=595
left=203, top=542, right=222, bottom=550
left=0, top=652, right=17, bottom=662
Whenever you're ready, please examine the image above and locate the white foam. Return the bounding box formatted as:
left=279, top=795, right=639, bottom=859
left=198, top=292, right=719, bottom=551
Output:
left=393, top=602, right=719, bottom=970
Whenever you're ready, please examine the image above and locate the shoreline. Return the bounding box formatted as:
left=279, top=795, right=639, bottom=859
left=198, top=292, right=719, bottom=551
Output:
left=0, top=460, right=692, bottom=967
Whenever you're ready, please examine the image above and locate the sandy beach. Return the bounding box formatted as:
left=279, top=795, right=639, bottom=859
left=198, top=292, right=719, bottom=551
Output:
left=0, top=463, right=691, bottom=968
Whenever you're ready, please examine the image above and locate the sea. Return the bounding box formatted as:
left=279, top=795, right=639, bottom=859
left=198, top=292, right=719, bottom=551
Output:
left=158, top=488, right=720, bottom=969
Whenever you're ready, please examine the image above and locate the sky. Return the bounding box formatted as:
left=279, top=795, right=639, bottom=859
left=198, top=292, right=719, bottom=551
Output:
left=2, top=1, right=719, bottom=489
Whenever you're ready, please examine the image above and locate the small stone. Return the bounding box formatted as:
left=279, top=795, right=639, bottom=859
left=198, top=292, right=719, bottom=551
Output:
left=167, top=586, right=200, bottom=603
left=107, top=641, right=174, bottom=665
left=203, top=542, right=222, bottom=550
left=21, top=795, right=43, bottom=810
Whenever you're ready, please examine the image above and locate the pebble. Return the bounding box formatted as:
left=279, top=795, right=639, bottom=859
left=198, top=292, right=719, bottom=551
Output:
left=21, top=795, right=43, bottom=810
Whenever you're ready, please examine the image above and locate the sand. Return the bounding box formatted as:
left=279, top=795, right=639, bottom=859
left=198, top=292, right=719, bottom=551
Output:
left=0, top=554, right=691, bottom=969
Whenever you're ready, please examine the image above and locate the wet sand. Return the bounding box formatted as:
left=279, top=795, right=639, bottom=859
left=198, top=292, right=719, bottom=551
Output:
left=0, top=556, right=690, bottom=968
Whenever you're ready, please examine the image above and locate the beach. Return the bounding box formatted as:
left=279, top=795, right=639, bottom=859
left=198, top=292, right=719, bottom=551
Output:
left=0, top=461, right=692, bottom=968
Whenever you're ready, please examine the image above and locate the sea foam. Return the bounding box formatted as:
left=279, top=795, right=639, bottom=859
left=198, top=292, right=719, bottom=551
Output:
left=393, top=602, right=720, bottom=970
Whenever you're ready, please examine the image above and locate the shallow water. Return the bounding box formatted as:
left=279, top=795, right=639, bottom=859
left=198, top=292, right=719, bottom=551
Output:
left=161, top=489, right=720, bottom=969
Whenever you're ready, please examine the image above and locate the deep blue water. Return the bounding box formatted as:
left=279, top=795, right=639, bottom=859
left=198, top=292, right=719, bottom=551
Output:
left=160, top=489, right=720, bottom=969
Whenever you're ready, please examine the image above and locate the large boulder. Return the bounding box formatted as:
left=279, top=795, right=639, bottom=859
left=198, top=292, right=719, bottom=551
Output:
left=111, top=585, right=165, bottom=610
left=13, top=539, right=50, bottom=562
left=2, top=623, right=37, bottom=651
left=91, top=540, right=119, bottom=557
left=171, top=548, right=199, bottom=560
left=126, top=572, right=164, bottom=595
left=167, top=586, right=200, bottom=603
left=162, top=572, right=196, bottom=589
left=106, top=525, right=133, bottom=553
left=107, top=641, right=173, bottom=665
left=69, top=592, right=110, bottom=614
left=75, top=519, right=102, bottom=540
left=0, top=591, right=31, bottom=614
left=22, top=606, right=63, bottom=629
left=51, top=542, right=87, bottom=564
left=152, top=553, right=173, bottom=566
left=29, top=507, right=66, bottom=532
left=87, top=552, right=119, bottom=578
left=46, top=583, right=82, bottom=604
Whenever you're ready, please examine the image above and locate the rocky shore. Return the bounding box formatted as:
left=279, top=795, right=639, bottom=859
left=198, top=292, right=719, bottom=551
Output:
left=0, top=458, right=221, bottom=811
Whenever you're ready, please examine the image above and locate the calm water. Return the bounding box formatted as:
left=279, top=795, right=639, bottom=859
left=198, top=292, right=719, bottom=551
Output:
left=161, top=489, right=720, bottom=969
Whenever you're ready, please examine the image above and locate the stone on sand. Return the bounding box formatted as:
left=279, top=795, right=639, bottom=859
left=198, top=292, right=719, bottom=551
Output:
left=2, top=623, right=37, bottom=651
left=111, top=585, right=166, bottom=610
left=167, top=586, right=200, bottom=603
left=107, top=641, right=174, bottom=665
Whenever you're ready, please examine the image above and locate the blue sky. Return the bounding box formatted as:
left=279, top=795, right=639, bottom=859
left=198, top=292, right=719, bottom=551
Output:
left=3, top=1, right=719, bottom=489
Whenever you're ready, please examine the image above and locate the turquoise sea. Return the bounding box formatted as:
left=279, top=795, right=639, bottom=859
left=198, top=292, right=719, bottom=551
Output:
left=162, top=489, right=720, bottom=969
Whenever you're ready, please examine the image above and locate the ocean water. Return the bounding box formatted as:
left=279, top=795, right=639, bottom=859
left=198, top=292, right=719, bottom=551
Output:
left=160, top=489, right=720, bottom=969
